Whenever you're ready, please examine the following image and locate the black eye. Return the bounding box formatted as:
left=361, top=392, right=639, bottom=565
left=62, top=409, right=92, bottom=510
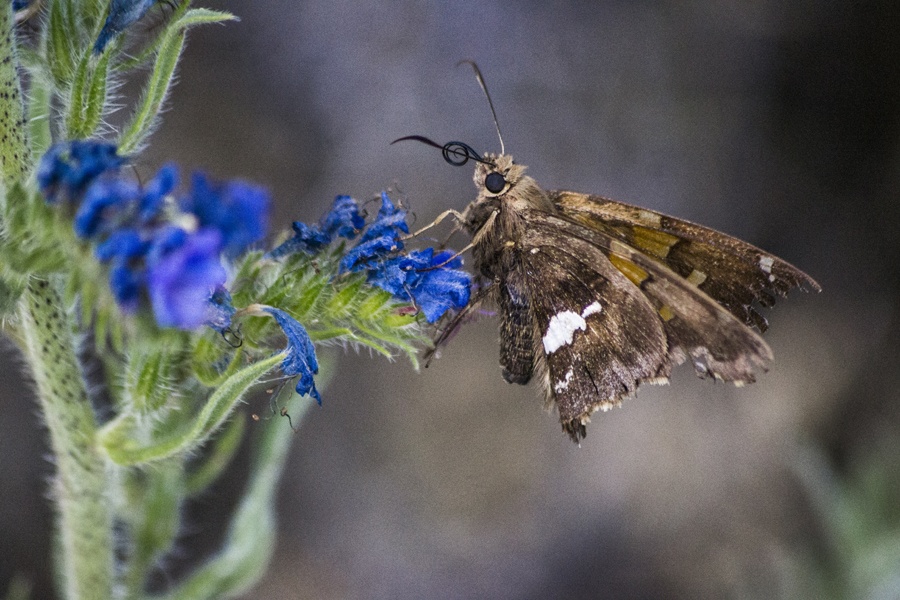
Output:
left=485, top=172, right=506, bottom=194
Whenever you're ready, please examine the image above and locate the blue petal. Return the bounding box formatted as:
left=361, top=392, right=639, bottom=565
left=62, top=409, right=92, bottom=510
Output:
left=73, top=177, right=140, bottom=238
left=365, top=248, right=471, bottom=323
left=206, top=287, right=236, bottom=333
left=146, top=229, right=227, bottom=329
left=182, top=172, right=270, bottom=256
left=37, top=141, right=124, bottom=202
left=358, top=192, right=409, bottom=242
left=267, top=222, right=331, bottom=258
left=139, top=163, right=178, bottom=222
left=263, top=307, right=321, bottom=404
left=95, top=228, right=146, bottom=262
left=93, top=0, right=156, bottom=53
left=108, top=261, right=143, bottom=311
left=320, top=195, right=364, bottom=239
left=339, top=233, right=403, bottom=273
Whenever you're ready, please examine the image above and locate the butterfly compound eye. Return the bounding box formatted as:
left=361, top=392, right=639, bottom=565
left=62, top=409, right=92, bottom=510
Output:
left=485, top=172, right=506, bottom=194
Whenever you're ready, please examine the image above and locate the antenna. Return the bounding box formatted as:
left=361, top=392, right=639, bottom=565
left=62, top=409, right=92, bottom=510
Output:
left=457, top=60, right=505, bottom=155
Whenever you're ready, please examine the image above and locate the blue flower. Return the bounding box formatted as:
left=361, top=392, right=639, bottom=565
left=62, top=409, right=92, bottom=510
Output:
left=281, top=190, right=471, bottom=322
left=263, top=307, right=320, bottom=404
left=181, top=172, right=270, bottom=256
left=339, top=234, right=403, bottom=273
left=321, top=195, right=365, bottom=239
left=267, top=195, right=366, bottom=258
left=139, top=163, right=178, bottom=222
left=206, top=288, right=237, bottom=333
left=94, top=0, right=156, bottom=54
left=358, top=192, right=409, bottom=243
left=146, top=229, right=228, bottom=329
left=367, top=249, right=471, bottom=322
left=73, top=178, right=140, bottom=238
left=37, top=141, right=125, bottom=202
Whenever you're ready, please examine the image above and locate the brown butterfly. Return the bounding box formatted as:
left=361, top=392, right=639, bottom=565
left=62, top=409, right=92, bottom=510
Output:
left=396, top=65, right=820, bottom=443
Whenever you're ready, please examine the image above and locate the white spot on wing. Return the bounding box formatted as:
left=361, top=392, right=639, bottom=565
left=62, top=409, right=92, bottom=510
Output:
left=542, top=311, right=587, bottom=354
left=581, top=301, right=602, bottom=318
left=759, top=256, right=774, bottom=274
left=554, top=368, right=574, bottom=393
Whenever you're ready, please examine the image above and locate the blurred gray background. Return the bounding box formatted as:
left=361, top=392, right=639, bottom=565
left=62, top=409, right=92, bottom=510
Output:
left=3, top=0, right=899, bottom=598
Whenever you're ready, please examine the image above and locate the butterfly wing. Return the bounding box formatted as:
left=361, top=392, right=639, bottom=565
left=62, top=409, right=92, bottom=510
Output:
left=552, top=192, right=820, bottom=332
left=518, top=209, right=777, bottom=441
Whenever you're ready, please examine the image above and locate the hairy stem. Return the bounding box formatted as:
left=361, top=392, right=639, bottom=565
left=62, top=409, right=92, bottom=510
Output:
left=0, top=5, right=114, bottom=599
left=18, top=279, right=114, bottom=599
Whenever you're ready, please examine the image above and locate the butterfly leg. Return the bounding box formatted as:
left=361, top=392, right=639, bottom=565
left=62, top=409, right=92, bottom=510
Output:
left=402, top=209, right=466, bottom=241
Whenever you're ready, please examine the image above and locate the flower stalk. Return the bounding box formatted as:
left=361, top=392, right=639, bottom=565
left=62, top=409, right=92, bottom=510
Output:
left=0, top=2, right=471, bottom=598
left=1, top=4, right=114, bottom=598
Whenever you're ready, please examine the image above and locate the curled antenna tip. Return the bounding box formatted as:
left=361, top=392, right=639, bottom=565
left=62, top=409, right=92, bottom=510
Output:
left=391, top=135, right=493, bottom=167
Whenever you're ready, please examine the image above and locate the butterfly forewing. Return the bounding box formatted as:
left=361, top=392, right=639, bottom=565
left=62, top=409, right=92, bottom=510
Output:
left=552, top=192, right=821, bottom=332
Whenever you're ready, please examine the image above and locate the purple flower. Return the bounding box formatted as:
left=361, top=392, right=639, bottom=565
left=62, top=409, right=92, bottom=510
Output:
left=263, top=307, right=320, bottom=404
left=182, top=172, right=270, bottom=256
left=146, top=229, right=228, bottom=329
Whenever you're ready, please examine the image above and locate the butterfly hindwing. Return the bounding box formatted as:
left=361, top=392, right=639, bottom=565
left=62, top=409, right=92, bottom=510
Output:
left=519, top=210, right=778, bottom=440
left=516, top=218, right=670, bottom=439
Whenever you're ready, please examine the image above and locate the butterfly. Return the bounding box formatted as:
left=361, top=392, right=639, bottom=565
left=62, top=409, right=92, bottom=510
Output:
left=396, top=65, right=820, bottom=443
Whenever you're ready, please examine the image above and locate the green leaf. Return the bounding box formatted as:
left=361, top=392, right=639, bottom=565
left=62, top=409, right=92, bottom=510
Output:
left=153, top=397, right=308, bottom=600
left=26, top=76, right=52, bottom=158
left=118, top=8, right=236, bottom=154
left=121, top=462, right=185, bottom=598
left=46, top=0, right=78, bottom=86
left=125, top=341, right=184, bottom=414
left=0, top=275, right=25, bottom=318
left=185, top=416, right=246, bottom=496
left=326, top=277, right=363, bottom=316
left=98, top=353, right=284, bottom=465
left=65, top=50, right=111, bottom=139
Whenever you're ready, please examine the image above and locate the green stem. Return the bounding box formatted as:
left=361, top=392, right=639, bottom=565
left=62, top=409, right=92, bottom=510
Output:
left=0, top=5, right=114, bottom=598
left=18, top=279, right=114, bottom=600
left=0, top=2, right=28, bottom=181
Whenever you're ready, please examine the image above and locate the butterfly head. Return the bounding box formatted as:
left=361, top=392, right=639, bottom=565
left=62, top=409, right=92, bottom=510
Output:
left=474, top=153, right=524, bottom=198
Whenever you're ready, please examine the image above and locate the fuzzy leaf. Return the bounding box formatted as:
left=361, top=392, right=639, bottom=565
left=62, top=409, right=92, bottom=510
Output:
left=185, top=416, right=246, bottom=496
left=66, top=50, right=111, bottom=138
left=118, top=9, right=236, bottom=154
left=46, top=0, right=78, bottom=86
left=153, top=398, right=307, bottom=600
left=98, top=353, right=284, bottom=465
